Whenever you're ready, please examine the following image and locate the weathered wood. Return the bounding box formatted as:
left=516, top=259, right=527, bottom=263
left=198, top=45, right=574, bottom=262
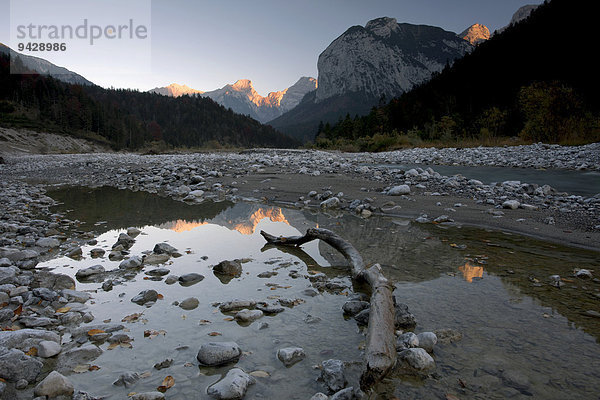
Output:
left=260, top=228, right=396, bottom=389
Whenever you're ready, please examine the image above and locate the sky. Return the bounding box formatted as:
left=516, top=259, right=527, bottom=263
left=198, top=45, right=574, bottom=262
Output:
left=0, top=0, right=544, bottom=96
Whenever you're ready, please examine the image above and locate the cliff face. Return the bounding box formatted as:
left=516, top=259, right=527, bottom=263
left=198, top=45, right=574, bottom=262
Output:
left=315, top=17, right=472, bottom=103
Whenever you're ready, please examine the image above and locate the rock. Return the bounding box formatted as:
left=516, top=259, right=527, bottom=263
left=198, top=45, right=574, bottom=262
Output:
left=75, top=264, right=105, bottom=278
left=89, top=248, right=106, bottom=258
left=502, top=200, right=520, bottom=210
left=37, top=340, right=62, bottom=358
left=127, top=227, right=142, bottom=237
left=342, top=300, right=370, bottom=316
left=235, top=309, right=263, bottom=323
left=398, top=348, right=435, bottom=371
left=33, top=287, right=58, bottom=301
left=0, top=347, right=43, bottom=382
left=320, top=197, right=340, bottom=208
left=0, top=329, right=60, bottom=350
left=66, top=246, right=83, bottom=259
left=575, top=269, right=593, bottom=279
left=130, top=392, right=165, bottom=400
left=207, top=368, right=255, bottom=400
left=219, top=300, right=256, bottom=312
left=62, top=289, right=91, bottom=303
left=310, top=394, right=329, bottom=400
left=178, top=273, right=204, bottom=285
left=197, top=342, right=242, bottom=366
left=354, top=309, right=370, bottom=326
left=164, top=275, right=179, bottom=284
left=131, top=289, right=158, bottom=305
left=434, top=328, right=462, bottom=344
left=396, top=332, right=419, bottom=350
left=34, top=371, right=74, bottom=397
left=276, top=347, right=305, bottom=367
left=179, top=297, right=199, bottom=310
left=214, top=260, right=242, bottom=277
left=330, top=387, right=361, bottom=400
left=145, top=267, right=171, bottom=277
left=119, top=256, right=143, bottom=269
left=416, top=332, right=437, bottom=352
left=387, top=185, right=411, bottom=195
left=153, top=242, right=178, bottom=255
left=394, top=302, right=417, bottom=329
left=36, top=237, right=60, bottom=248
left=0, top=266, right=17, bottom=284
left=143, top=253, right=171, bottom=265
left=113, top=371, right=139, bottom=388
left=320, top=359, right=346, bottom=393
left=256, top=303, right=285, bottom=314
left=114, top=233, right=135, bottom=249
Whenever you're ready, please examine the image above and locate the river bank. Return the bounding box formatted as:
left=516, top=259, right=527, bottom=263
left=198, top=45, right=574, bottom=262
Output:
left=0, top=144, right=599, bottom=398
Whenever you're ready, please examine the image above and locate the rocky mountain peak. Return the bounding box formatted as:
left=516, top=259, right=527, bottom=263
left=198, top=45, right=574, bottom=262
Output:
left=365, top=17, right=399, bottom=38
left=231, top=79, right=254, bottom=92
left=315, top=17, right=472, bottom=103
left=459, top=23, right=490, bottom=45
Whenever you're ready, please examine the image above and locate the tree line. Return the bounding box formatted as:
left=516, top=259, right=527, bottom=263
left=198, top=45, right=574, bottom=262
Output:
left=315, top=0, right=599, bottom=151
left=0, top=54, right=298, bottom=150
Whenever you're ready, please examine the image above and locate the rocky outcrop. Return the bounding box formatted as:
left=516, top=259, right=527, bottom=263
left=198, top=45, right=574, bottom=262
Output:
left=498, top=4, right=540, bottom=33
left=148, top=83, right=204, bottom=97
left=459, top=23, right=490, bottom=45
left=315, top=17, right=472, bottom=103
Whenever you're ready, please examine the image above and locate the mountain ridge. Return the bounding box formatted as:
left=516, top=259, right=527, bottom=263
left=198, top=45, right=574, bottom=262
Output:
left=0, top=43, right=93, bottom=86
left=148, top=77, right=317, bottom=123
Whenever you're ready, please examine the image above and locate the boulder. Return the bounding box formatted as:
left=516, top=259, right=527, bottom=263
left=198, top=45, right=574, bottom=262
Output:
left=207, top=368, right=255, bottom=400
left=197, top=342, right=242, bottom=366
left=34, top=371, right=74, bottom=397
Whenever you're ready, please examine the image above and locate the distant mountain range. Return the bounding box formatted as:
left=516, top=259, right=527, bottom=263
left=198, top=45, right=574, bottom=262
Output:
left=0, top=43, right=93, bottom=86
left=149, top=77, right=317, bottom=123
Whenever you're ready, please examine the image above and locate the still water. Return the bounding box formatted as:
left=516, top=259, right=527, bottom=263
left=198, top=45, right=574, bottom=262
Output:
left=46, top=187, right=600, bottom=399
left=381, top=163, right=600, bottom=197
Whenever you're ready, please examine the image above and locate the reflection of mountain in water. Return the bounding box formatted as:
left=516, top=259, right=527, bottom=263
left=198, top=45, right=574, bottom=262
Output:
left=48, top=186, right=234, bottom=234
left=160, top=207, right=291, bottom=235
left=459, top=262, right=484, bottom=283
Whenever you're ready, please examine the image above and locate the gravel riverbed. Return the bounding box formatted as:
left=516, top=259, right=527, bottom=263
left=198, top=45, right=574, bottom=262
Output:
left=0, top=142, right=599, bottom=398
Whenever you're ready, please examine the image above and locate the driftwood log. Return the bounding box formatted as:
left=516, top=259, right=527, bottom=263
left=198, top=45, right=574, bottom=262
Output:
left=260, top=228, right=396, bottom=389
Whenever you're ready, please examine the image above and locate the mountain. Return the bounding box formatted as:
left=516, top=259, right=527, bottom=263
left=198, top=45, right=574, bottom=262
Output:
left=498, top=4, right=540, bottom=33
left=270, top=17, right=472, bottom=142
left=320, top=0, right=599, bottom=147
left=459, top=24, right=490, bottom=45
left=0, top=43, right=93, bottom=86
left=148, top=83, right=204, bottom=97
left=0, top=51, right=298, bottom=150
left=149, top=77, right=317, bottom=123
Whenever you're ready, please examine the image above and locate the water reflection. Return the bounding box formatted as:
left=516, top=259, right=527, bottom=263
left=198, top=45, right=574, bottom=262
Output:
left=458, top=262, right=485, bottom=282
left=43, top=186, right=600, bottom=399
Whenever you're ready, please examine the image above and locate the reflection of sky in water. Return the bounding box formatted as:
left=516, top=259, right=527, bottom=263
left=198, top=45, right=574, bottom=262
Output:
left=42, top=187, right=600, bottom=399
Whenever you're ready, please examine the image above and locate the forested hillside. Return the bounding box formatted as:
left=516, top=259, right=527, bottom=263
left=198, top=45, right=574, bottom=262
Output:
left=0, top=53, right=298, bottom=149
left=317, top=0, right=599, bottom=150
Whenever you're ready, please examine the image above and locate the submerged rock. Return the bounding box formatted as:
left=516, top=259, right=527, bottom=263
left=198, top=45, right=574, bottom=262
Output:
left=320, top=359, right=346, bottom=393
left=276, top=347, right=305, bottom=367
left=179, top=297, right=199, bottom=310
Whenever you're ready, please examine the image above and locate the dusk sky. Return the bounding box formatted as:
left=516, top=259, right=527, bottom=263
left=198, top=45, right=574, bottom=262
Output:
left=1, top=0, right=543, bottom=95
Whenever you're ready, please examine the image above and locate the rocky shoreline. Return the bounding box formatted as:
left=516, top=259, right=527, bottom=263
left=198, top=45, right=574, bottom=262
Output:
left=0, top=143, right=599, bottom=398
